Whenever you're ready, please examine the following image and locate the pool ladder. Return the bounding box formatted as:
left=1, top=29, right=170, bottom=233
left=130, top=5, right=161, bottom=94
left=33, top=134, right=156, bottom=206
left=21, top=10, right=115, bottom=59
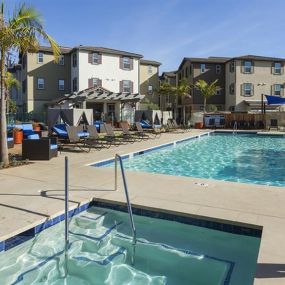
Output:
left=115, top=154, right=137, bottom=265
left=233, top=121, right=238, bottom=134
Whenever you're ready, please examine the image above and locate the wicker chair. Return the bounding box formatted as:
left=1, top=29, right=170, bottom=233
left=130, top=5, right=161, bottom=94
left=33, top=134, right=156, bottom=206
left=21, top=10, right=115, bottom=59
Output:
left=22, top=134, right=58, bottom=160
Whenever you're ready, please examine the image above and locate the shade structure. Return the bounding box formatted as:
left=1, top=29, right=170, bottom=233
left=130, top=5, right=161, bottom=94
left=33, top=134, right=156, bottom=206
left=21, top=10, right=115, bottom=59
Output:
left=47, top=108, right=93, bottom=128
left=265, top=95, right=285, bottom=105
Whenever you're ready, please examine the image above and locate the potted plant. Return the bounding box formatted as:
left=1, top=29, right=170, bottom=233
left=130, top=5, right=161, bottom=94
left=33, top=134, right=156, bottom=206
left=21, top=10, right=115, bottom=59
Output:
left=13, top=127, right=23, bottom=144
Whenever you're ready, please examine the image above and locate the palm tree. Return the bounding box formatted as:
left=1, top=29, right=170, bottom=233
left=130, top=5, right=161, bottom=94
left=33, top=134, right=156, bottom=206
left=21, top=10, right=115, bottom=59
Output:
left=194, top=79, right=218, bottom=113
left=0, top=2, right=60, bottom=166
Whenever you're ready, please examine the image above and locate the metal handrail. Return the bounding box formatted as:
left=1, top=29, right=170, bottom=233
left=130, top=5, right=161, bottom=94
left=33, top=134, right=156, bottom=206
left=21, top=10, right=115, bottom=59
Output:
left=64, top=156, right=69, bottom=276
left=233, top=121, right=237, bottom=134
left=115, top=154, right=137, bottom=265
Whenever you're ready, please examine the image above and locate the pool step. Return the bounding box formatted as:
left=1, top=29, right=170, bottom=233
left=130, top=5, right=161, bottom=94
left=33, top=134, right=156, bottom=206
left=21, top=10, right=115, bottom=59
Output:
left=113, top=234, right=230, bottom=285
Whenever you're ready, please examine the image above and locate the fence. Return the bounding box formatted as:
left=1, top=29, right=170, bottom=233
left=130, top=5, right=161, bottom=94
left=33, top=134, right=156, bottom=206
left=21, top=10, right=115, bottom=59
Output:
left=6, top=112, right=47, bottom=125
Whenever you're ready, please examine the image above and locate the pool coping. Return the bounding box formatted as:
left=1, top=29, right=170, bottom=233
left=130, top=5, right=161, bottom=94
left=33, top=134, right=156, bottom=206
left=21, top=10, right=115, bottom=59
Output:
left=88, top=131, right=212, bottom=168
left=0, top=195, right=262, bottom=253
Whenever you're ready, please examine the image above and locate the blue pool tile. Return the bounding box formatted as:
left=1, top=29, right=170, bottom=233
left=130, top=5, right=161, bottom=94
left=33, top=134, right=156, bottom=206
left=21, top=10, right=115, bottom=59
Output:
left=0, top=241, right=4, bottom=252
left=5, top=228, right=35, bottom=251
left=93, top=200, right=262, bottom=238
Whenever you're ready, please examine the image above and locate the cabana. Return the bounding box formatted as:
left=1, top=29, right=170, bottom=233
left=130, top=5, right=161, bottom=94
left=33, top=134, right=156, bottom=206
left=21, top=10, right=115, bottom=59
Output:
left=47, top=108, right=93, bottom=128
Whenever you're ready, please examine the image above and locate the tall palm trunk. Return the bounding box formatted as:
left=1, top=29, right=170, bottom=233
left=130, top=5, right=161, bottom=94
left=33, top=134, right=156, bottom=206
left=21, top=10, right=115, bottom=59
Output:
left=203, top=97, right=207, bottom=113
left=0, top=49, right=9, bottom=166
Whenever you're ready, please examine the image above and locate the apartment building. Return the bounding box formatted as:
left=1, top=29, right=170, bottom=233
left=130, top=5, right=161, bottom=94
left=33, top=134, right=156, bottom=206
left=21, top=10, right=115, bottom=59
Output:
left=139, top=59, right=161, bottom=109
left=166, top=55, right=285, bottom=117
left=18, top=45, right=146, bottom=122
left=19, top=46, right=72, bottom=114
left=160, top=71, right=177, bottom=110
left=225, top=55, right=285, bottom=111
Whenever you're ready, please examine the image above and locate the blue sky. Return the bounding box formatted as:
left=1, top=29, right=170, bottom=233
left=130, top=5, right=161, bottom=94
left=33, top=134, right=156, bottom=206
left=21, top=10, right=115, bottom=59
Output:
left=5, top=0, right=285, bottom=72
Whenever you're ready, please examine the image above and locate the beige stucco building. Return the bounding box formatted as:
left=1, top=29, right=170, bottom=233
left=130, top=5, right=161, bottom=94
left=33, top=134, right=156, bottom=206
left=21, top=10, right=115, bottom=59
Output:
left=225, top=56, right=285, bottom=111
left=139, top=59, right=161, bottom=110
left=19, top=46, right=71, bottom=115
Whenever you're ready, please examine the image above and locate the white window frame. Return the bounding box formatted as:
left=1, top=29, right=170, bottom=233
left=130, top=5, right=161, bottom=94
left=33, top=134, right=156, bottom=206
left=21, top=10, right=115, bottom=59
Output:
left=123, top=80, right=131, bottom=92
left=274, top=62, right=281, bottom=74
left=92, top=78, right=99, bottom=87
left=148, top=65, right=153, bottom=74
left=92, top=53, right=99, bottom=64
left=244, top=83, right=252, bottom=96
left=58, top=79, right=65, bottom=91
left=216, top=64, right=221, bottom=74
left=200, top=63, right=206, bottom=73
left=38, top=52, right=43, bottom=63
left=244, top=61, right=252, bottom=73
left=148, top=85, right=153, bottom=94
left=58, top=55, right=64, bottom=65
left=123, top=57, right=131, bottom=69
left=274, top=84, right=282, bottom=96
left=37, top=78, right=44, bottom=89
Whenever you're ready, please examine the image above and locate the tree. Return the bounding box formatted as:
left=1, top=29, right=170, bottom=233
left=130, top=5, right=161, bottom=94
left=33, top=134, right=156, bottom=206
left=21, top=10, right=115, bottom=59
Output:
left=5, top=72, right=20, bottom=114
left=194, top=79, right=218, bottom=113
left=0, top=2, right=60, bottom=166
left=159, top=81, right=175, bottom=110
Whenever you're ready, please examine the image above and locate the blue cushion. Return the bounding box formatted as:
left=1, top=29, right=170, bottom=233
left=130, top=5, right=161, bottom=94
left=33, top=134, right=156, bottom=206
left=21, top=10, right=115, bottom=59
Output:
left=54, top=124, right=67, bottom=131
left=7, top=137, right=13, bottom=142
left=50, top=144, right=58, bottom=150
left=78, top=132, right=89, bottom=138
left=52, top=126, right=68, bottom=138
left=22, top=124, right=33, bottom=131
left=140, top=120, right=152, bottom=129
left=28, top=134, right=40, bottom=140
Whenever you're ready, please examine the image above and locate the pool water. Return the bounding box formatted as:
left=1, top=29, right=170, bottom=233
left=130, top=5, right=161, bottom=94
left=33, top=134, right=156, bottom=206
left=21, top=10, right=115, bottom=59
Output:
left=113, top=133, right=285, bottom=187
left=0, top=206, right=260, bottom=285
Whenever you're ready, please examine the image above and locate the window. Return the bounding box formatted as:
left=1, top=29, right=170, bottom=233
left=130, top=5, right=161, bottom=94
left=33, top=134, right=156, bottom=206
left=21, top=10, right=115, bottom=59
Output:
left=185, top=67, right=188, bottom=77
left=243, top=83, right=253, bottom=96
left=229, top=83, right=235, bottom=95
left=229, top=106, right=235, bottom=112
left=58, top=55, right=64, bottom=65
left=92, top=78, right=99, bottom=87
left=216, top=87, right=221, bottom=95
left=216, top=64, right=221, bottom=74
left=72, top=77, right=77, bottom=92
left=273, top=84, right=282, bottom=96
left=229, top=61, right=235, bottom=72
left=58, top=79, right=65, bottom=91
left=148, top=65, right=153, bottom=74
left=38, top=52, right=43, bottom=63
left=123, top=57, right=131, bottom=69
left=37, top=78, right=44, bottom=89
left=22, top=79, right=26, bottom=93
left=107, top=104, right=115, bottom=118
left=201, top=63, right=206, bottom=73
left=92, top=53, right=99, bottom=64
left=148, top=85, right=153, bottom=94
left=274, top=62, right=282, bottom=74
left=72, top=53, right=77, bottom=67
left=123, top=80, right=131, bottom=92
left=243, top=61, right=253, bottom=73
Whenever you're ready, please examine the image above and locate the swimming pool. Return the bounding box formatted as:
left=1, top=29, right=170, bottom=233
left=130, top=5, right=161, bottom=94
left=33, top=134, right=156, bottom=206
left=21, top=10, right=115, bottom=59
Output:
left=0, top=204, right=260, bottom=285
left=101, top=133, right=285, bottom=187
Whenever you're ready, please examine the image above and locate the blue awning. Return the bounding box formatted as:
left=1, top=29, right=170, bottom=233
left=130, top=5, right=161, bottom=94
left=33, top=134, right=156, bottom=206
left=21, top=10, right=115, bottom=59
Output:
left=265, top=95, right=285, bottom=105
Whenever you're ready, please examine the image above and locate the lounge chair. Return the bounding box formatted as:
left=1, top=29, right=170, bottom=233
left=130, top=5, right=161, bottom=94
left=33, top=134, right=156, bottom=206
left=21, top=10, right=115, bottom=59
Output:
left=167, top=119, right=184, bottom=133
left=135, top=122, right=160, bottom=139
left=86, top=125, right=111, bottom=148
left=120, top=122, right=142, bottom=142
left=102, top=123, right=128, bottom=145
left=22, top=134, right=58, bottom=160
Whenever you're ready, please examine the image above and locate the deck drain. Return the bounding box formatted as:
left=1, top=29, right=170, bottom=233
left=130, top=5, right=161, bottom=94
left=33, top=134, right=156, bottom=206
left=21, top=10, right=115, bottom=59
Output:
left=194, top=182, right=208, bottom=187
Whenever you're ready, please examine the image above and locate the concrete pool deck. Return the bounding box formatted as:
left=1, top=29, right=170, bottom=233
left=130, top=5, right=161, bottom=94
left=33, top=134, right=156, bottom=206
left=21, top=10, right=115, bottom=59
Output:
left=0, top=130, right=285, bottom=285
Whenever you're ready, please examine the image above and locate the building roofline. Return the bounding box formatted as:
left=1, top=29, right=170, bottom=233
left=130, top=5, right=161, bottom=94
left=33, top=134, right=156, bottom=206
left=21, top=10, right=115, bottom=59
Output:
left=140, top=59, right=161, bottom=66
